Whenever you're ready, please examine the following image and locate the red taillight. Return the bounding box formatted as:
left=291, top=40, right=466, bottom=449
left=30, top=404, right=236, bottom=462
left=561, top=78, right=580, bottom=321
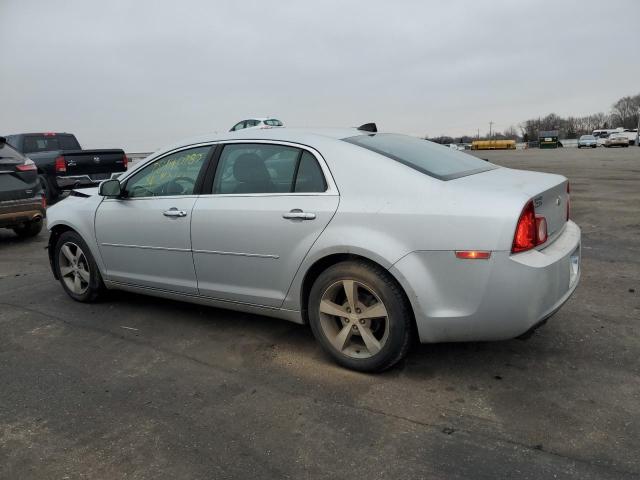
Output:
left=123, top=153, right=129, bottom=169
left=44, top=132, right=56, bottom=137
left=455, top=251, right=491, bottom=260
left=16, top=159, right=37, bottom=172
left=512, top=200, right=548, bottom=253
left=54, top=155, right=67, bottom=173
left=41, top=194, right=47, bottom=209
left=566, top=182, right=570, bottom=221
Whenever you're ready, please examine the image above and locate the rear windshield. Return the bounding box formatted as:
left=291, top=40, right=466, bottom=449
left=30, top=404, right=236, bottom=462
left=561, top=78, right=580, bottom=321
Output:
left=343, top=133, right=496, bottom=180
left=264, top=119, right=283, bottom=127
left=22, top=134, right=80, bottom=153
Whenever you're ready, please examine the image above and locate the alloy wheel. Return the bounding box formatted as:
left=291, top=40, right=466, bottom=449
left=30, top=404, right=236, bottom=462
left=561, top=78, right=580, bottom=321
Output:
left=318, top=279, right=389, bottom=359
left=58, top=242, right=90, bottom=295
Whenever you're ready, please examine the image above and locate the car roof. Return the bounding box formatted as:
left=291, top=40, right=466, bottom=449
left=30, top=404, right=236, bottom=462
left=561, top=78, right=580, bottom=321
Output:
left=158, top=128, right=364, bottom=154
left=240, top=117, right=282, bottom=122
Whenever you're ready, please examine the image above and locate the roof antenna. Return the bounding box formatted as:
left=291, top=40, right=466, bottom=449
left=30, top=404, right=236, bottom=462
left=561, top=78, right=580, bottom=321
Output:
left=357, top=123, right=377, bottom=133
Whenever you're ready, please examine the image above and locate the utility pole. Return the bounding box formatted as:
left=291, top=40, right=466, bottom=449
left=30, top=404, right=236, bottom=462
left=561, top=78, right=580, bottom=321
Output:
left=489, top=121, right=494, bottom=139
left=477, top=128, right=480, bottom=139
left=636, top=107, right=640, bottom=147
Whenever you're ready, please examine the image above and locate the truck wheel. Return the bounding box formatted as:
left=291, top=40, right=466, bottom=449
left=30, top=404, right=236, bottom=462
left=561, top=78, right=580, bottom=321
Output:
left=308, top=260, right=414, bottom=372
left=39, top=175, right=59, bottom=204
left=54, top=231, right=105, bottom=302
left=13, top=219, right=43, bottom=238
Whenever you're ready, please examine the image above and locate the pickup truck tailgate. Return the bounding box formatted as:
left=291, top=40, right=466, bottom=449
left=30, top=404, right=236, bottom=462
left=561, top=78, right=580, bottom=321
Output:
left=60, top=149, right=127, bottom=178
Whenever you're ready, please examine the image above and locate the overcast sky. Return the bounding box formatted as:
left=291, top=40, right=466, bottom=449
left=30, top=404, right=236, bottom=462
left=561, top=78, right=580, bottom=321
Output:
left=1, top=0, right=639, bottom=151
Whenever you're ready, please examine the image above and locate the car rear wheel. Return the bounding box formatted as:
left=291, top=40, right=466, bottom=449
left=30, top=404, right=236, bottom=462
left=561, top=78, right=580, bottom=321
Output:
left=308, top=260, right=413, bottom=372
left=54, top=231, right=104, bottom=302
left=12, top=219, right=43, bottom=238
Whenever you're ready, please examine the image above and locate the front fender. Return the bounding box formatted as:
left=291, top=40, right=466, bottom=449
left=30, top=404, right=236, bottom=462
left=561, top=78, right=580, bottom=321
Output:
left=46, top=194, right=106, bottom=278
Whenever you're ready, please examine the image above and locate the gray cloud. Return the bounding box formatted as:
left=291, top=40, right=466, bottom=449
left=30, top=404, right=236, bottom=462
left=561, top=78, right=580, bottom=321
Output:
left=1, top=0, right=638, bottom=151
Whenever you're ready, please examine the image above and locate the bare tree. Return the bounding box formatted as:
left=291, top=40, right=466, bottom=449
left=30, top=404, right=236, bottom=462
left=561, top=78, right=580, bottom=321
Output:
left=611, top=94, right=640, bottom=129
left=429, top=92, right=638, bottom=141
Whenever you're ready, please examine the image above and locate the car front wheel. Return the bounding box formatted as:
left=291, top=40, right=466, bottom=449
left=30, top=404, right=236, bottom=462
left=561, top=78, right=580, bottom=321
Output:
left=54, top=231, right=104, bottom=302
left=308, top=260, right=413, bottom=372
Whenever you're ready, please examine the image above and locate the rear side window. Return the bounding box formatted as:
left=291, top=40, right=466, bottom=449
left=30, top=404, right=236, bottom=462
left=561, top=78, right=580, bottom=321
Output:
left=294, top=151, right=326, bottom=192
left=264, top=119, right=283, bottom=127
left=22, top=134, right=80, bottom=153
left=212, top=143, right=327, bottom=194
left=343, top=134, right=496, bottom=180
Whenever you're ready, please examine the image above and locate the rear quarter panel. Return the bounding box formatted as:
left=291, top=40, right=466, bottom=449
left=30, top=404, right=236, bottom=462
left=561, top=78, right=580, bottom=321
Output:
left=282, top=141, right=566, bottom=313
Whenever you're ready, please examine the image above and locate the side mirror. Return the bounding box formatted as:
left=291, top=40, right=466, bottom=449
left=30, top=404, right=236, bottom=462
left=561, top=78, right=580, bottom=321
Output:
left=99, top=179, right=122, bottom=197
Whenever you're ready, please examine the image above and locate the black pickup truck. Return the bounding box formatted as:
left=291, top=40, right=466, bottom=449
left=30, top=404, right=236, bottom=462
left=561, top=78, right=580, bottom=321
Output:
left=5, top=132, right=128, bottom=202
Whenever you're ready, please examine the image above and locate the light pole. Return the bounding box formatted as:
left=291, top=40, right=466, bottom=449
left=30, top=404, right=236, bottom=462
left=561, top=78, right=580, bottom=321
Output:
left=636, top=107, right=640, bottom=147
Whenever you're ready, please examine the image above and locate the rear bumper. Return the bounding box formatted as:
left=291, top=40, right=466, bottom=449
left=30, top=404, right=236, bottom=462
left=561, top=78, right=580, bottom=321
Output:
left=56, top=173, right=122, bottom=190
left=0, top=196, right=46, bottom=228
left=391, top=221, right=581, bottom=343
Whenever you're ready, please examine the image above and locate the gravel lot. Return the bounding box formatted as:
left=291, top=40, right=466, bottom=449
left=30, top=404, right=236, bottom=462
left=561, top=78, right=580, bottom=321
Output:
left=1, top=146, right=638, bottom=479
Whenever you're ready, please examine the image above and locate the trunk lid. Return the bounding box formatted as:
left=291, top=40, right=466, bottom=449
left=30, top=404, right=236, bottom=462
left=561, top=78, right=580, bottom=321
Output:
left=0, top=143, right=40, bottom=201
left=452, top=166, right=569, bottom=244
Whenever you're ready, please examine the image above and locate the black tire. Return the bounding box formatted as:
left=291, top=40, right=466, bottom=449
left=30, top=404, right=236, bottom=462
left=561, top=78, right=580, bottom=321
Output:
left=308, top=260, right=413, bottom=372
left=54, top=230, right=105, bottom=302
left=12, top=219, right=43, bottom=238
left=39, top=175, right=59, bottom=204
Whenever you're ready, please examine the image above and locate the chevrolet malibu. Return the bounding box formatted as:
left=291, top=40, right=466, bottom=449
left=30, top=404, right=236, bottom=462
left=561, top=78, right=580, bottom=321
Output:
left=46, top=127, right=581, bottom=372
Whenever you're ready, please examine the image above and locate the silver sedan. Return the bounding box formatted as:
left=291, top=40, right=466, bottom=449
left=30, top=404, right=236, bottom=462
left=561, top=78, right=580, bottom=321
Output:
left=46, top=127, right=581, bottom=372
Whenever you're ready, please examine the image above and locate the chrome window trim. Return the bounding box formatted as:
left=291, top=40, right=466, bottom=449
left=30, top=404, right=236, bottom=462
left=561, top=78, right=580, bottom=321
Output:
left=111, top=140, right=338, bottom=200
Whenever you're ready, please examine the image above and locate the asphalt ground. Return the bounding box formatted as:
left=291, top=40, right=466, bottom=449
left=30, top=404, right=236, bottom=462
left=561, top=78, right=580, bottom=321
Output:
left=1, top=146, right=638, bottom=479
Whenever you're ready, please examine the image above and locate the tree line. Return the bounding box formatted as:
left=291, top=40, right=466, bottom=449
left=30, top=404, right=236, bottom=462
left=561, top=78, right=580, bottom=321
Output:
left=428, top=92, right=640, bottom=144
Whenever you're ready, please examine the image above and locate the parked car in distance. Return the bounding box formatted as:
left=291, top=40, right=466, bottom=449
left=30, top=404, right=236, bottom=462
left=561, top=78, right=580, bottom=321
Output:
left=46, top=126, right=581, bottom=372
left=603, top=133, right=629, bottom=148
left=0, top=137, right=45, bottom=238
left=618, top=128, right=638, bottom=145
left=577, top=135, right=598, bottom=148
left=229, top=118, right=284, bottom=132
left=4, top=132, right=128, bottom=203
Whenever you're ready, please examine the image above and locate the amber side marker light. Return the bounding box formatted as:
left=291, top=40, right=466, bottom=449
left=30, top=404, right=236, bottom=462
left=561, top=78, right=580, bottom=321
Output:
left=455, top=251, right=491, bottom=260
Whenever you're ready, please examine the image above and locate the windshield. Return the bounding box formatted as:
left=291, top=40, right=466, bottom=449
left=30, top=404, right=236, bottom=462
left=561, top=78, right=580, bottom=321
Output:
left=264, top=119, right=283, bottom=127
left=342, top=133, right=496, bottom=180
left=580, top=135, right=595, bottom=140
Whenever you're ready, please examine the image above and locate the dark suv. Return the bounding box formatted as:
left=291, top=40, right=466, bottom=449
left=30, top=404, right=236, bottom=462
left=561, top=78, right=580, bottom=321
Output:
left=0, top=137, right=45, bottom=238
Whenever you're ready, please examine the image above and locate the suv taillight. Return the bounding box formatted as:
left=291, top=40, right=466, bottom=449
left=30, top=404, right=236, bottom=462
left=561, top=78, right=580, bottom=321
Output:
left=16, top=158, right=37, bottom=172
left=54, top=155, right=66, bottom=173
left=123, top=153, right=128, bottom=169
left=512, top=200, right=548, bottom=253
left=566, top=182, right=570, bottom=221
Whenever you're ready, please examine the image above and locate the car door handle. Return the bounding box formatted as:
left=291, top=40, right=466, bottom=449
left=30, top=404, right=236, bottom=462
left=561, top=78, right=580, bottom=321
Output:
left=283, top=209, right=316, bottom=220
left=163, top=208, right=187, bottom=218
